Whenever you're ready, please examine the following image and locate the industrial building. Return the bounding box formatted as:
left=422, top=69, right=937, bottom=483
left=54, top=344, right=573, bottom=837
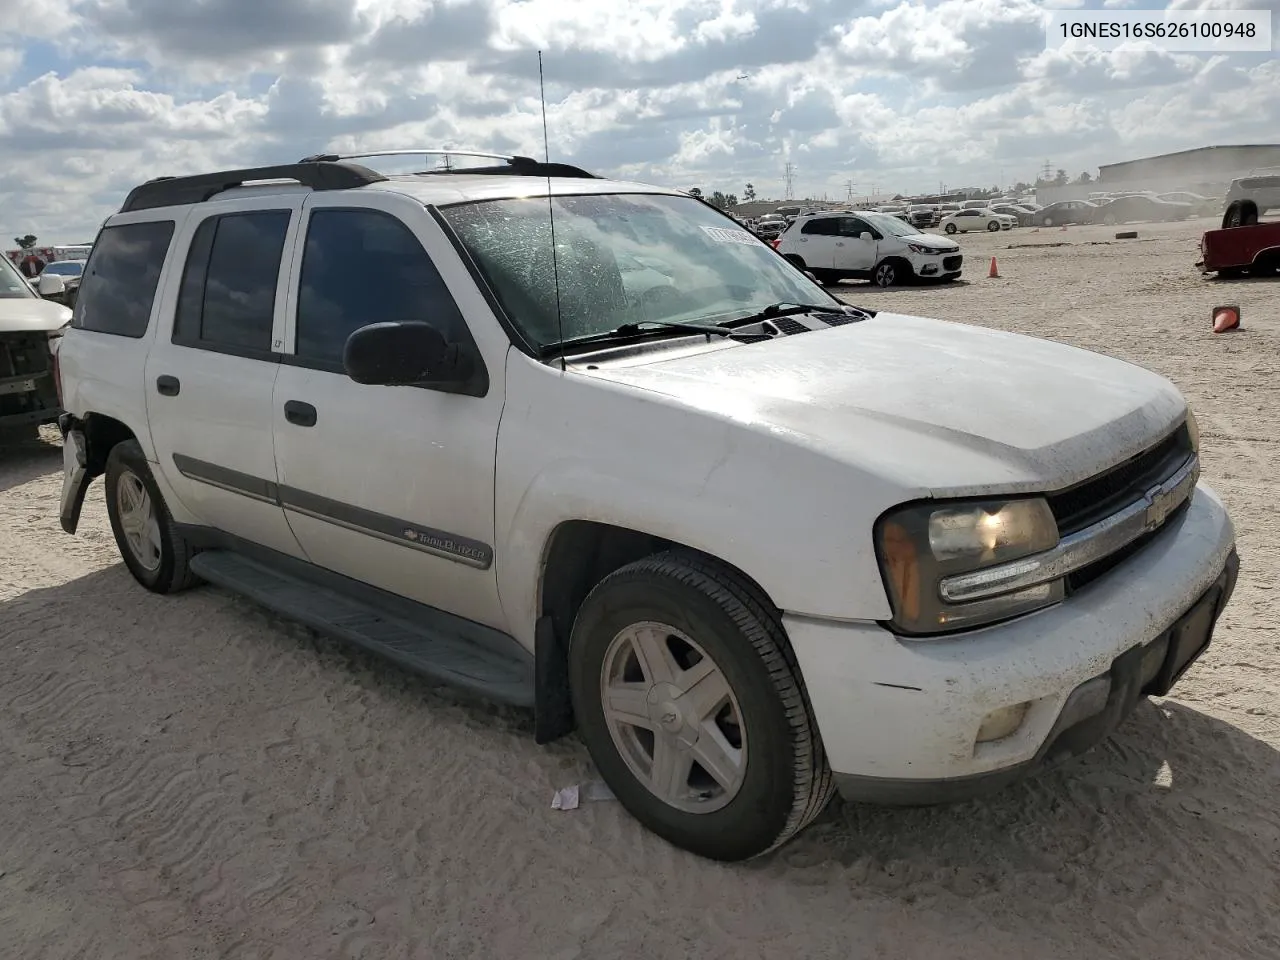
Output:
left=1098, top=144, right=1280, bottom=193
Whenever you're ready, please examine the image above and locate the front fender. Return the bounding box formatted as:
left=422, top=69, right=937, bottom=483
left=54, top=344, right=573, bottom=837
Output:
left=494, top=359, right=907, bottom=649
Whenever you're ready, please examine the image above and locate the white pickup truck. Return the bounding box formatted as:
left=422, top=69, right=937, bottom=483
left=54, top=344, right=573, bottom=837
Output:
left=54, top=150, right=1238, bottom=862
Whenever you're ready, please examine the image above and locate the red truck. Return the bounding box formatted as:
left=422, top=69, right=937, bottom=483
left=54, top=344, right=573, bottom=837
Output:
left=1198, top=200, right=1280, bottom=278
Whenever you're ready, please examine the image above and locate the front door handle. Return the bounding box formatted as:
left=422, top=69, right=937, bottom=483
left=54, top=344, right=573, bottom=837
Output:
left=283, top=400, right=317, bottom=428
left=156, top=375, right=180, bottom=397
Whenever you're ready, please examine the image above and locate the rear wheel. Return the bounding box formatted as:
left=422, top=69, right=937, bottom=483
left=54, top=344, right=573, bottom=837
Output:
left=1042, top=216, right=1054, bottom=227
left=944, top=223, right=957, bottom=234
left=104, top=440, right=201, bottom=594
left=782, top=254, right=806, bottom=272
left=568, top=551, right=835, bottom=862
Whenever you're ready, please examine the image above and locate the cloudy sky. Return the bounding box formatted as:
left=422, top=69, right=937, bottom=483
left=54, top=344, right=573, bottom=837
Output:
left=1, top=0, right=1277, bottom=242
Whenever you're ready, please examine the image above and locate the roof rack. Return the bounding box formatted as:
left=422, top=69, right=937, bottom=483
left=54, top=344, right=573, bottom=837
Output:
left=119, top=161, right=388, bottom=213
left=298, top=149, right=599, bottom=180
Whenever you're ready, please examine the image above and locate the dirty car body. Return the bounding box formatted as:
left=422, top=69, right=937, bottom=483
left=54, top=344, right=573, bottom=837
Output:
left=0, top=252, right=70, bottom=440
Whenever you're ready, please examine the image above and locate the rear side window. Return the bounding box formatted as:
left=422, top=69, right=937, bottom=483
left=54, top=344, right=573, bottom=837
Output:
left=173, top=210, right=291, bottom=356
left=800, top=218, right=839, bottom=236
left=294, top=208, right=471, bottom=368
left=72, top=220, right=175, bottom=337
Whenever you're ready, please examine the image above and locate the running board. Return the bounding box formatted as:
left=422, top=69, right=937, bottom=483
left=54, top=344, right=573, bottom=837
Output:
left=189, top=550, right=535, bottom=707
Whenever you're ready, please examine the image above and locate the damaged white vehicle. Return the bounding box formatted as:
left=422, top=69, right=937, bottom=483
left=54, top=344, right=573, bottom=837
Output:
left=0, top=253, right=70, bottom=443
left=54, top=152, right=1238, bottom=862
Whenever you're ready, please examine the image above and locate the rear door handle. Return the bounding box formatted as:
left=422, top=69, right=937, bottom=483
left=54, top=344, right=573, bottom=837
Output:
left=156, top=375, right=180, bottom=397
left=283, top=400, right=317, bottom=428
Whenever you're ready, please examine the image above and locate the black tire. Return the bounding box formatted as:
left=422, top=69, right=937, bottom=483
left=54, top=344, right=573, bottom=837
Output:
left=812, top=269, right=839, bottom=286
left=783, top=254, right=806, bottom=271
left=568, top=550, right=835, bottom=862
left=987, top=220, right=1000, bottom=232
left=104, top=440, right=201, bottom=594
left=873, top=258, right=907, bottom=287
left=944, top=223, right=957, bottom=234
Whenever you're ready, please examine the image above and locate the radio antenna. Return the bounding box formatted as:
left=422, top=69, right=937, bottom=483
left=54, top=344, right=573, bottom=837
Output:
left=538, top=50, right=566, bottom=373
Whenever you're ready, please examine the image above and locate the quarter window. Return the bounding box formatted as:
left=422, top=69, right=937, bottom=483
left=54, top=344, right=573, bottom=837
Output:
left=294, top=208, right=469, bottom=367
left=71, top=220, right=175, bottom=337
left=173, top=210, right=291, bottom=355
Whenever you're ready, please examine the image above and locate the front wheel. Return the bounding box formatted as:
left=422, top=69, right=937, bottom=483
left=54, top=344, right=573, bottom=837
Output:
left=568, top=551, right=834, bottom=862
left=873, top=259, right=906, bottom=287
left=104, top=440, right=201, bottom=593
left=987, top=220, right=1000, bottom=232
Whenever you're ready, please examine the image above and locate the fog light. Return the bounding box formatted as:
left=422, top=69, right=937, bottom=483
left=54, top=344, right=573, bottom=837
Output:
left=976, top=702, right=1031, bottom=743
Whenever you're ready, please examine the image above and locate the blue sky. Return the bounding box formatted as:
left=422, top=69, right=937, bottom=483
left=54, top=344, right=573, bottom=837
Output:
left=1, top=0, right=1276, bottom=242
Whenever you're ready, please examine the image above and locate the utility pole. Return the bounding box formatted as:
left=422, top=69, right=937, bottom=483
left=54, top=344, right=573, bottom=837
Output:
left=1041, top=159, right=1052, bottom=183
left=844, top=180, right=855, bottom=204
left=784, top=162, right=796, bottom=200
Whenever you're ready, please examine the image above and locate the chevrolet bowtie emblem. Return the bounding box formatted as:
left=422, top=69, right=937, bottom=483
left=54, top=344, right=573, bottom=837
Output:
left=1145, top=487, right=1175, bottom=531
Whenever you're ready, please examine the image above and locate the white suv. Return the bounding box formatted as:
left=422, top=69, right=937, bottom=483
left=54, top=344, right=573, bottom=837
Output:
left=774, top=210, right=963, bottom=286
left=55, top=150, right=1238, bottom=862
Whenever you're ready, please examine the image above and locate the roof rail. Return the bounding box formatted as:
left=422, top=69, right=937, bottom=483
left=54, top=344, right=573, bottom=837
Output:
left=118, top=161, right=388, bottom=213
left=298, top=149, right=599, bottom=180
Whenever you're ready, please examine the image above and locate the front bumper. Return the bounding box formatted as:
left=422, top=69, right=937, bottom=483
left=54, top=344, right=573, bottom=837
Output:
left=784, top=484, right=1238, bottom=803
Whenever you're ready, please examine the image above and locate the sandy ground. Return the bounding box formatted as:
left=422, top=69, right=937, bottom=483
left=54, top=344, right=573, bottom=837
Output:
left=2, top=216, right=1278, bottom=960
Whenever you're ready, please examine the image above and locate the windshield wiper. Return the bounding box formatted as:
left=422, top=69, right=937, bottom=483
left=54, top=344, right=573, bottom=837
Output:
left=547, top=319, right=735, bottom=356
left=728, top=301, right=852, bottom=326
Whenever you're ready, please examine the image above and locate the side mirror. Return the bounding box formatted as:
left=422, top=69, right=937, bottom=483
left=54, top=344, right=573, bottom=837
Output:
left=343, top=321, right=473, bottom=387
left=38, top=273, right=66, bottom=297
left=859, top=232, right=874, bottom=243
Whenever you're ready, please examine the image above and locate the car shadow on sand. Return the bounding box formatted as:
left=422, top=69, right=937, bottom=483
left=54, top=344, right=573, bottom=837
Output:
left=0, top=430, right=62, bottom=495
left=765, top=695, right=1280, bottom=952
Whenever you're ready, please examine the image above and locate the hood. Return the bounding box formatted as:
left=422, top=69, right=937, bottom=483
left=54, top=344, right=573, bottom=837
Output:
left=0, top=296, right=73, bottom=334
left=904, top=233, right=958, bottom=251
left=577, top=312, right=1185, bottom=497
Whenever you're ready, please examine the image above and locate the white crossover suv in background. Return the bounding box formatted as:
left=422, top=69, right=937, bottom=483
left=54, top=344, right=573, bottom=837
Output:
left=54, top=150, right=1238, bottom=862
left=774, top=210, right=963, bottom=286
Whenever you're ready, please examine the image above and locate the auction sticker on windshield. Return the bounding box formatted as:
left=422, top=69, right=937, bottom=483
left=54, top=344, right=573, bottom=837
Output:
left=700, top=225, right=760, bottom=245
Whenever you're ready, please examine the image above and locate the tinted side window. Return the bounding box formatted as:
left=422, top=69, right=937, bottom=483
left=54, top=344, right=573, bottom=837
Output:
left=295, top=209, right=470, bottom=367
left=173, top=210, right=290, bottom=355
left=801, top=218, right=838, bottom=236
left=840, top=218, right=872, bottom=236
left=71, top=221, right=175, bottom=337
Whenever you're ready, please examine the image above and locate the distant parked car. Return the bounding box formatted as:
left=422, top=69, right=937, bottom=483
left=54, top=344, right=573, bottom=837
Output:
left=774, top=210, right=963, bottom=286
left=940, top=209, right=1015, bottom=233
left=1035, top=200, right=1100, bottom=227
left=991, top=204, right=1039, bottom=226
left=1224, top=175, right=1280, bottom=216
left=1095, top=195, right=1194, bottom=225
left=1157, top=192, right=1220, bottom=217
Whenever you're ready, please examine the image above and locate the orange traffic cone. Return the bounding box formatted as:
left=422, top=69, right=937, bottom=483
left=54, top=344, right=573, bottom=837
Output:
left=988, top=256, right=1000, bottom=278
left=1212, top=305, right=1240, bottom=333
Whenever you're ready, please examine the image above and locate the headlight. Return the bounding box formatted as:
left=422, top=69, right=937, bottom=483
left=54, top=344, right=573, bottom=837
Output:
left=876, top=497, right=1062, bottom=636
left=1185, top=407, right=1199, bottom=455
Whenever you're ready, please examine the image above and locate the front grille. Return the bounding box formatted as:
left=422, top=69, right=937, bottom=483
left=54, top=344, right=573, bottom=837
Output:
left=943, top=255, right=962, bottom=271
left=0, top=334, right=58, bottom=422
left=1047, top=423, right=1193, bottom=536
left=821, top=313, right=859, bottom=326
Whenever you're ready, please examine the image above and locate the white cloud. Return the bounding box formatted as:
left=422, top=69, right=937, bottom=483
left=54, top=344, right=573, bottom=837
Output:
left=0, top=0, right=1276, bottom=241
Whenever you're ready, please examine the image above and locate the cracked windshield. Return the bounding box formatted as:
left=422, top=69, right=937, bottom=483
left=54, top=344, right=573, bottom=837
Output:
left=440, top=193, right=836, bottom=347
